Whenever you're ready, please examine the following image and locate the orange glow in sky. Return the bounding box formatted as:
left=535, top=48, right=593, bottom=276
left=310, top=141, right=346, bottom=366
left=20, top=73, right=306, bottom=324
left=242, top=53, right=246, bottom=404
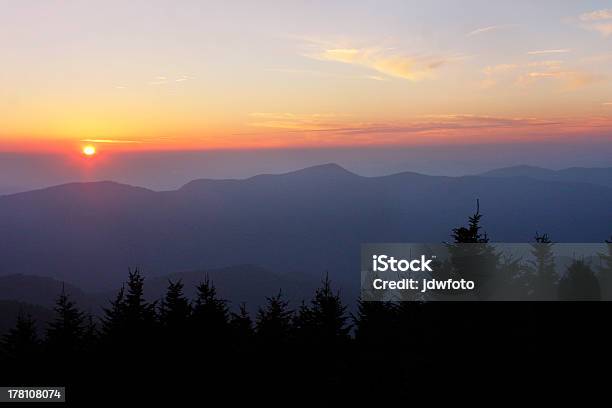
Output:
left=1, top=2, right=612, bottom=153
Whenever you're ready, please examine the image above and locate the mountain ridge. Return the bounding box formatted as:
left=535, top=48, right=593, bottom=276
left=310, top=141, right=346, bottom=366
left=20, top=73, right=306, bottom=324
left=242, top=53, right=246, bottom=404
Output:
left=0, top=163, right=610, bottom=290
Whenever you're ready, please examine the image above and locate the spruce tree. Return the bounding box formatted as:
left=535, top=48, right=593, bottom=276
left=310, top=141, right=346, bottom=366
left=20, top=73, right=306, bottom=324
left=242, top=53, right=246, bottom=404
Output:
left=46, top=287, right=86, bottom=355
left=295, top=274, right=350, bottom=346
left=191, top=276, right=230, bottom=344
left=447, top=200, right=498, bottom=299
left=1, top=312, right=40, bottom=360
left=230, top=303, right=253, bottom=345
left=598, top=237, right=612, bottom=300
left=123, top=269, right=156, bottom=328
left=101, top=269, right=156, bottom=343
left=255, top=291, right=293, bottom=345
left=530, top=233, right=558, bottom=300
left=559, top=260, right=601, bottom=301
left=101, top=285, right=126, bottom=339
left=159, top=279, right=191, bottom=331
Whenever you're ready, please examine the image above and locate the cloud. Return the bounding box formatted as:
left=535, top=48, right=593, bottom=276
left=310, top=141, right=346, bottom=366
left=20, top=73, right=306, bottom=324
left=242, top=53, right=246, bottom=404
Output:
left=578, top=9, right=612, bottom=37
left=467, top=24, right=513, bottom=37
left=527, top=49, right=571, bottom=55
left=482, top=59, right=600, bottom=90
left=244, top=112, right=612, bottom=147
left=265, top=67, right=388, bottom=81
left=248, top=112, right=559, bottom=135
left=589, top=23, right=612, bottom=37
left=517, top=71, right=604, bottom=89
left=301, top=39, right=462, bottom=81
left=482, top=64, right=519, bottom=76
left=80, top=139, right=142, bottom=144
left=149, top=75, right=194, bottom=85
left=604, top=102, right=612, bottom=106
left=580, top=9, right=612, bottom=21
left=248, top=112, right=350, bottom=131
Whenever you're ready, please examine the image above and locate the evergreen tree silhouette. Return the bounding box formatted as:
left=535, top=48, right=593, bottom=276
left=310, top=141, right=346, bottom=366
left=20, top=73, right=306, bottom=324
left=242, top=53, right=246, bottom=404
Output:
left=451, top=200, right=489, bottom=244
left=101, top=285, right=126, bottom=341
left=598, top=237, right=612, bottom=300
left=559, top=259, right=601, bottom=301
left=295, top=274, right=350, bottom=346
left=159, top=279, right=191, bottom=331
left=255, top=291, right=293, bottom=345
left=230, top=303, right=253, bottom=344
left=530, top=233, right=558, bottom=300
left=1, top=312, right=40, bottom=361
left=123, top=268, right=156, bottom=327
left=101, top=269, right=156, bottom=347
left=45, top=286, right=86, bottom=355
left=191, top=276, right=230, bottom=345
left=447, top=200, right=499, bottom=299
left=81, top=314, right=98, bottom=352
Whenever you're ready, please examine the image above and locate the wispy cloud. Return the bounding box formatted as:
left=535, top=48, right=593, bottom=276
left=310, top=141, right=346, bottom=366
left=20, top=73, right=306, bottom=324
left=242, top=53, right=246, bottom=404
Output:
left=467, top=24, right=513, bottom=37
left=248, top=112, right=350, bottom=130
left=244, top=112, right=612, bottom=147
left=578, top=9, right=612, bottom=37
left=580, top=9, right=612, bottom=21
left=248, top=112, right=559, bottom=134
left=482, top=59, right=600, bottom=90
left=265, top=67, right=388, bottom=81
left=80, top=139, right=142, bottom=144
left=517, top=71, right=604, bottom=89
left=527, top=49, right=571, bottom=55
left=149, top=75, right=194, bottom=85
left=590, top=24, right=612, bottom=37
left=604, top=102, right=612, bottom=106
left=300, top=38, right=463, bottom=81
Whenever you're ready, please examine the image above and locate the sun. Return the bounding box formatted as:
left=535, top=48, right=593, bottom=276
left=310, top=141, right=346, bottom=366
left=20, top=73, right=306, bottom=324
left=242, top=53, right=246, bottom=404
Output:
left=82, top=145, right=96, bottom=156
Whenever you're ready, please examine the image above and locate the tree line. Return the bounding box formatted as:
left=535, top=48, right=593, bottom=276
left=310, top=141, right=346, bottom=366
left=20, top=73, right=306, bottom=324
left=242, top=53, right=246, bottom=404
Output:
left=1, top=207, right=611, bottom=403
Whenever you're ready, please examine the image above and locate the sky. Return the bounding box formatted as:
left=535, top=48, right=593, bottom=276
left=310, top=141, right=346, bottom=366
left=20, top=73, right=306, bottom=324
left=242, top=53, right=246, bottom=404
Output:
left=1, top=0, right=612, bottom=155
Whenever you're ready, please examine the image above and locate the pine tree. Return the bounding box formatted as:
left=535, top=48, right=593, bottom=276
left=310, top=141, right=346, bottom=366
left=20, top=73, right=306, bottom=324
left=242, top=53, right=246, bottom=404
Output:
left=46, top=286, right=87, bottom=355
left=530, top=233, right=558, bottom=300
left=256, top=291, right=293, bottom=345
left=191, top=276, right=230, bottom=344
left=1, top=312, right=40, bottom=360
left=230, top=303, right=253, bottom=345
left=598, top=237, right=612, bottom=300
left=81, top=314, right=98, bottom=352
left=447, top=200, right=498, bottom=299
left=123, top=269, right=156, bottom=328
left=101, top=269, right=156, bottom=342
left=451, top=200, right=489, bottom=244
left=159, top=279, right=191, bottom=330
left=101, top=285, right=126, bottom=339
left=559, top=259, right=601, bottom=301
left=295, top=274, right=350, bottom=346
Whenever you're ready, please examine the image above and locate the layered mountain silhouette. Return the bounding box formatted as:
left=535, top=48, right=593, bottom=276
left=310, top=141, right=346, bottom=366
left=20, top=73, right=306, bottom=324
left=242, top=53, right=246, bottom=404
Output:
left=0, top=164, right=610, bottom=292
left=480, top=165, right=612, bottom=188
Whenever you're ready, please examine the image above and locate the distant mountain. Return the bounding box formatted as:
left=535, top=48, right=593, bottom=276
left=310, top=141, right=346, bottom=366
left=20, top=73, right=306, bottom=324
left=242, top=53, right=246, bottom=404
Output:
left=0, top=274, right=100, bottom=312
left=480, top=165, right=612, bottom=188
left=0, top=300, right=54, bottom=335
left=0, top=163, right=610, bottom=290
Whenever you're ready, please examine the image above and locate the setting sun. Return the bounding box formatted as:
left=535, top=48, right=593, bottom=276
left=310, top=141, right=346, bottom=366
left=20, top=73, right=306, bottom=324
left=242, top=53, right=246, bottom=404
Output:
left=82, top=145, right=96, bottom=156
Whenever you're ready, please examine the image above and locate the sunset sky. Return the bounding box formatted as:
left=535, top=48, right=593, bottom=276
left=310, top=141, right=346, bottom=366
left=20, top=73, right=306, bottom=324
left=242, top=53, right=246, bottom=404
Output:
left=1, top=0, right=612, bottom=153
